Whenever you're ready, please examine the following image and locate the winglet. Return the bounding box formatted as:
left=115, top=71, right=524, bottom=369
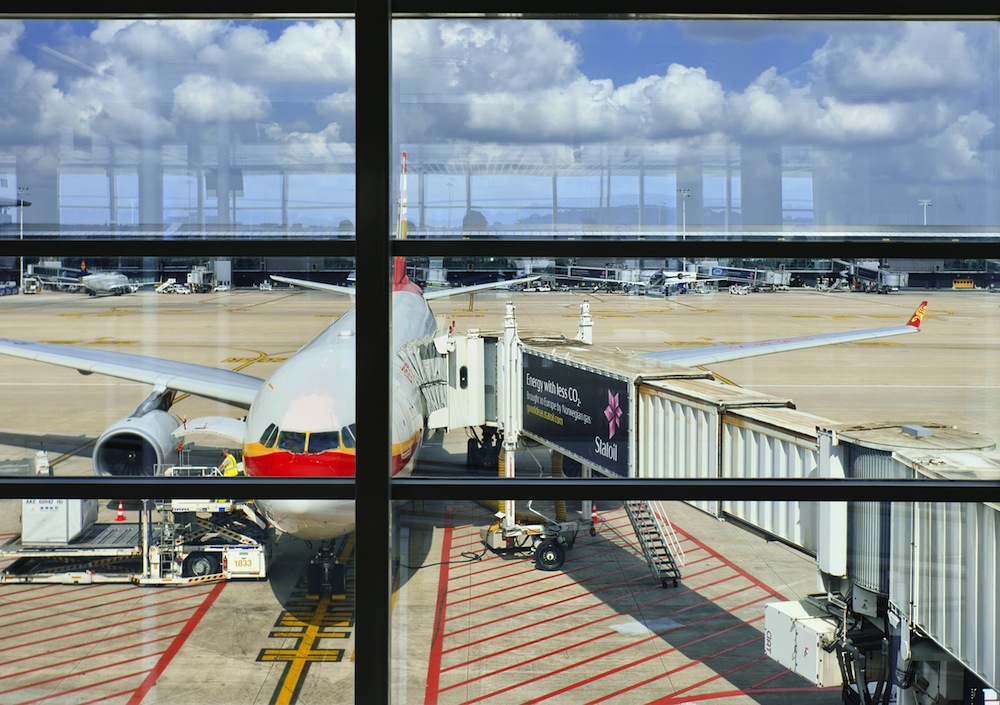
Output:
left=907, top=301, right=928, bottom=329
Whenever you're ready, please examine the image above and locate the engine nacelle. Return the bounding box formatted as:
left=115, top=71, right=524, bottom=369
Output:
left=93, top=410, right=181, bottom=477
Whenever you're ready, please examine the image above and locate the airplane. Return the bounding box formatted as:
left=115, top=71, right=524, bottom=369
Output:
left=556, top=265, right=730, bottom=294
left=29, top=260, right=139, bottom=296
left=78, top=270, right=138, bottom=296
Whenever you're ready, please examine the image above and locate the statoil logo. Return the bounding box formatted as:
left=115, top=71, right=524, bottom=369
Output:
left=595, top=390, right=623, bottom=461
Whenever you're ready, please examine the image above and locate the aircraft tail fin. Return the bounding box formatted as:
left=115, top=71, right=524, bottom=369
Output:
left=907, top=301, right=928, bottom=329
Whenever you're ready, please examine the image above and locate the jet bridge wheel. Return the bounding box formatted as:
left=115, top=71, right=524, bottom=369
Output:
left=534, top=539, right=565, bottom=571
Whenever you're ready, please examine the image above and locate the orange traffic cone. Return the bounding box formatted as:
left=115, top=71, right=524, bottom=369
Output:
left=115, top=500, right=126, bottom=522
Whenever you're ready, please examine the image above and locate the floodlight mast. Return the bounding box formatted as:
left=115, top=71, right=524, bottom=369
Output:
left=678, top=188, right=691, bottom=236
left=17, top=186, right=29, bottom=294
left=918, top=198, right=932, bottom=226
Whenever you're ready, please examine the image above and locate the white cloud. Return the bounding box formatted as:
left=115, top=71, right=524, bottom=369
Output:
left=173, top=74, right=271, bottom=123
left=395, top=21, right=580, bottom=96
left=198, top=22, right=354, bottom=85
left=812, top=22, right=979, bottom=98
left=920, top=111, right=995, bottom=181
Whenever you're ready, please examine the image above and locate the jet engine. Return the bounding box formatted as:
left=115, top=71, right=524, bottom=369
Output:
left=93, top=410, right=181, bottom=477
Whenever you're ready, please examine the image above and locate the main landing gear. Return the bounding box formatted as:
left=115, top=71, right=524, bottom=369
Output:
left=306, top=539, right=347, bottom=595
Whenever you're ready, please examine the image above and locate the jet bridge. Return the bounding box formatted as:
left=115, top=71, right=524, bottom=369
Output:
left=419, top=299, right=999, bottom=703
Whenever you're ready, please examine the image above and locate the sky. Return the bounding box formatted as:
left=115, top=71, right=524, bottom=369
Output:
left=0, top=17, right=997, bottom=228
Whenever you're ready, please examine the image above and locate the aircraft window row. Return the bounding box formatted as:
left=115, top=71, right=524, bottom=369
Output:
left=258, top=423, right=357, bottom=452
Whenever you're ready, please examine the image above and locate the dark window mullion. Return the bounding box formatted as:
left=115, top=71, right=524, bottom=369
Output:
left=355, top=4, right=393, bottom=705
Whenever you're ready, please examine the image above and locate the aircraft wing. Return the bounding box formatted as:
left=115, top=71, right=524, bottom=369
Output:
left=641, top=301, right=927, bottom=367
left=270, top=275, right=356, bottom=296
left=423, top=276, right=540, bottom=301
left=0, top=339, right=264, bottom=408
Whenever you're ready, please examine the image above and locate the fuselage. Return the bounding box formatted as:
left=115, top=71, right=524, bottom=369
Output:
left=242, top=277, right=436, bottom=540
left=82, top=272, right=133, bottom=296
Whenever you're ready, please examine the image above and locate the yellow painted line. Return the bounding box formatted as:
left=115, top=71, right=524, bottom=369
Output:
left=271, top=595, right=334, bottom=704
left=270, top=533, right=356, bottom=705
left=260, top=648, right=344, bottom=662
left=269, top=630, right=350, bottom=639
left=699, top=367, right=741, bottom=387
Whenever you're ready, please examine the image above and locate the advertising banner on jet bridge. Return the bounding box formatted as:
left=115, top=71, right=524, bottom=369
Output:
left=522, top=351, right=629, bottom=477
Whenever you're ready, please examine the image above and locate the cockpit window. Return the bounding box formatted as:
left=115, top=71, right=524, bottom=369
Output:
left=260, top=423, right=279, bottom=448
left=276, top=430, right=306, bottom=453
left=309, top=431, right=341, bottom=453
left=342, top=424, right=357, bottom=448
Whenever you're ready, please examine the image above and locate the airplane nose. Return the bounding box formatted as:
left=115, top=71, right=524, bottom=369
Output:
left=244, top=449, right=355, bottom=478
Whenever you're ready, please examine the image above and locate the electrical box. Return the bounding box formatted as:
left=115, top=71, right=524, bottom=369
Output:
left=764, top=601, right=843, bottom=688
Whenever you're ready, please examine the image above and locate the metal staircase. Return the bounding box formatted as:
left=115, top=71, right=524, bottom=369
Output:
left=624, top=500, right=684, bottom=588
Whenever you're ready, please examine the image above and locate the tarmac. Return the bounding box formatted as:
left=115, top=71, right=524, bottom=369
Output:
left=0, top=284, right=996, bottom=704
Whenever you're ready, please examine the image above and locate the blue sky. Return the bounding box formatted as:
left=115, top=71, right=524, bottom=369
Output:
left=0, top=18, right=997, bottom=228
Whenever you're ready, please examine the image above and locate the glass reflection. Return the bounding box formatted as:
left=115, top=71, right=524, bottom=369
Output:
left=0, top=18, right=356, bottom=238
left=393, top=19, right=1000, bottom=238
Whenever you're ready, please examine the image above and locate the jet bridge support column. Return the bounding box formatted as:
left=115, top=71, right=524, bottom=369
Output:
left=500, top=301, right=521, bottom=531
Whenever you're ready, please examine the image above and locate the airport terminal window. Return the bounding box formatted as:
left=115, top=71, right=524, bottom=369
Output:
left=0, top=9, right=997, bottom=705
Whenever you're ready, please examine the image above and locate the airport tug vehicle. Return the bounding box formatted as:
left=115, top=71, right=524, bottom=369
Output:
left=480, top=502, right=578, bottom=571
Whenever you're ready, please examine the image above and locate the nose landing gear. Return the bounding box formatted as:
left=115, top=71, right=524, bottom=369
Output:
left=306, top=539, right=347, bottom=595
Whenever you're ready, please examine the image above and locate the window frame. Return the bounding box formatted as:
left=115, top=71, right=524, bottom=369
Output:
left=0, top=8, right=996, bottom=705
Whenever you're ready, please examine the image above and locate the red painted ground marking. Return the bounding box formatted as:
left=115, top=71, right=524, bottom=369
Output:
left=0, top=584, right=64, bottom=604
left=427, top=507, right=797, bottom=705
left=441, top=575, right=745, bottom=669
left=0, top=585, right=139, bottom=620
left=0, top=586, right=192, bottom=632
left=126, top=580, right=226, bottom=705
left=0, top=650, right=166, bottom=698
left=648, top=654, right=771, bottom=704
left=80, top=688, right=133, bottom=705
left=0, top=615, right=187, bottom=668
left=444, top=565, right=751, bottom=665
left=452, top=609, right=768, bottom=705
left=580, top=632, right=764, bottom=705
left=443, top=566, right=648, bottom=628
left=0, top=605, right=197, bottom=657
left=441, top=565, right=747, bottom=657
left=748, top=665, right=797, bottom=689
left=672, top=524, right=790, bottom=601
left=444, top=538, right=652, bottom=609
left=451, top=537, right=630, bottom=589
left=423, top=510, right=454, bottom=705
left=0, top=633, right=180, bottom=682
left=649, top=685, right=839, bottom=703
left=441, top=572, right=691, bottom=659
left=441, top=593, right=770, bottom=696
left=16, top=667, right=154, bottom=705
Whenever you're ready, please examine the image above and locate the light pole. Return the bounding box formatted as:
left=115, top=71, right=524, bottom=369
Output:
left=918, top=198, right=931, bottom=226
left=17, top=186, right=28, bottom=294
left=447, top=179, right=455, bottom=230
left=677, top=188, right=691, bottom=235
